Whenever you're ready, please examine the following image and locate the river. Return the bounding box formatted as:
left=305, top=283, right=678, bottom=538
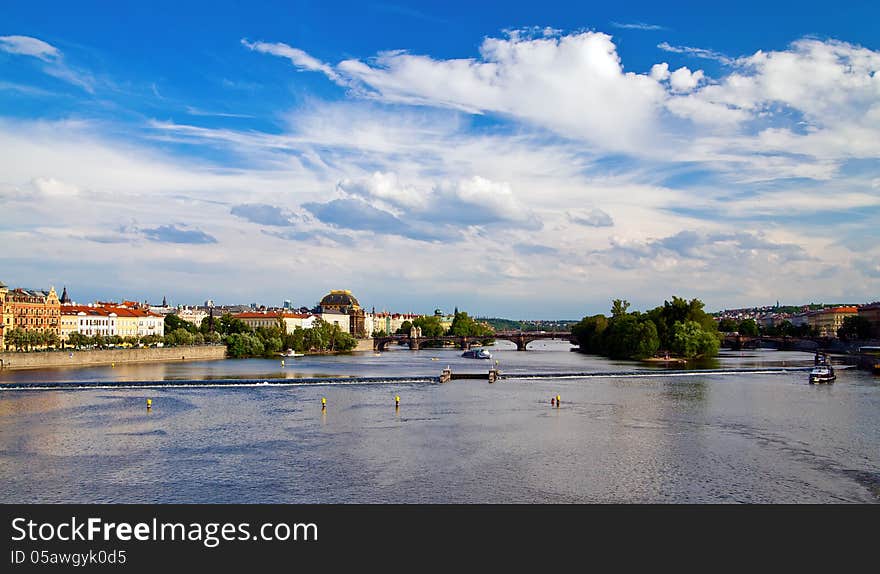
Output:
left=1, top=341, right=878, bottom=503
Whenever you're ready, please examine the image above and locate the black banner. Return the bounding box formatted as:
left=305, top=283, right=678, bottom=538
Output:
left=1, top=504, right=875, bottom=570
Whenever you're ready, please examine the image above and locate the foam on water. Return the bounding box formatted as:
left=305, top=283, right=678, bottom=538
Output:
left=0, top=367, right=814, bottom=391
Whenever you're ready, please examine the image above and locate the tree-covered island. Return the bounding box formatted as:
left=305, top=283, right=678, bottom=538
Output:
left=572, top=296, right=721, bottom=361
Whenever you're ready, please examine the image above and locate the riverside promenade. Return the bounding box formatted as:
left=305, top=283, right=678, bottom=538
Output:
left=0, top=345, right=227, bottom=371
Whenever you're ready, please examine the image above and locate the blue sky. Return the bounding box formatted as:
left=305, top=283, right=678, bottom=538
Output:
left=1, top=1, right=878, bottom=318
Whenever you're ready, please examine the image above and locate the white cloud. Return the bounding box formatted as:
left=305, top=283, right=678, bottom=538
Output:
left=0, top=35, right=60, bottom=60
left=650, top=62, right=670, bottom=81
left=657, top=41, right=733, bottom=65
left=241, top=39, right=341, bottom=82
left=258, top=31, right=669, bottom=153
left=668, top=66, right=704, bottom=92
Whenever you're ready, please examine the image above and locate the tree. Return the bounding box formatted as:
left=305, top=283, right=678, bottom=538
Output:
left=217, top=314, right=251, bottom=336
left=738, top=319, right=759, bottom=337
left=717, top=318, right=738, bottom=333
left=571, top=315, right=608, bottom=354
left=611, top=299, right=631, bottom=318
left=671, top=320, right=720, bottom=358
left=838, top=315, right=872, bottom=340
left=165, top=314, right=198, bottom=334
left=447, top=311, right=493, bottom=338
left=396, top=321, right=413, bottom=335
left=414, top=315, right=446, bottom=338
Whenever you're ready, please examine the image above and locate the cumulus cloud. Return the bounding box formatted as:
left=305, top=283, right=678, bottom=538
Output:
left=250, top=31, right=668, bottom=152
left=0, top=35, right=60, bottom=60
left=668, top=67, right=705, bottom=92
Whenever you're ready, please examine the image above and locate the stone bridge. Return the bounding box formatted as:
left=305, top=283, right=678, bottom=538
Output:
left=721, top=335, right=830, bottom=351
left=373, top=331, right=575, bottom=352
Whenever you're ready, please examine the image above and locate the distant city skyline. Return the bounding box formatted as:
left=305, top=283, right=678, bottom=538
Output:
left=1, top=1, right=878, bottom=318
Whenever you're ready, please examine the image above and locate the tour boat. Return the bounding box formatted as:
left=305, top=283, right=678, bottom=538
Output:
left=809, top=364, right=836, bottom=384
left=461, top=348, right=492, bottom=360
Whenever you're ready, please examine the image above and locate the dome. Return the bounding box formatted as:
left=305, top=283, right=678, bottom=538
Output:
left=319, top=289, right=360, bottom=311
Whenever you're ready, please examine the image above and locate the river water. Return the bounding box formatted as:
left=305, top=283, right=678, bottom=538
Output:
left=1, top=341, right=878, bottom=503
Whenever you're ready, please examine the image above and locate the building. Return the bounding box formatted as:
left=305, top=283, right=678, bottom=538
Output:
left=177, top=307, right=208, bottom=328
left=8, top=286, right=61, bottom=340
left=806, top=306, right=858, bottom=338
left=859, top=303, right=880, bottom=339
left=317, top=290, right=365, bottom=337
left=232, top=311, right=318, bottom=333
left=0, top=281, right=10, bottom=349
left=60, top=304, right=165, bottom=341
left=317, top=311, right=350, bottom=334
left=369, top=311, right=421, bottom=335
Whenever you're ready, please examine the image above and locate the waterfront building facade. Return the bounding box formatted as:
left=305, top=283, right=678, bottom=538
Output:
left=806, top=306, right=858, bottom=338
left=317, top=290, right=365, bottom=337
left=0, top=281, right=10, bottom=349
left=8, top=287, right=61, bottom=339
left=369, top=311, right=421, bottom=335
left=60, top=304, right=165, bottom=340
left=232, top=311, right=318, bottom=333
left=177, top=308, right=208, bottom=328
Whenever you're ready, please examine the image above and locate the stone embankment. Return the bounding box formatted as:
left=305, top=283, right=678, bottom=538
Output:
left=0, top=345, right=227, bottom=370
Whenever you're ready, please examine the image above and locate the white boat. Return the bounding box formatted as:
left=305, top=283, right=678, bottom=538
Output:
left=809, top=364, right=835, bottom=384
left=809, top=352, right=835, bottom=383
left=462, top=348, right=492, bottom=360
left=283, top=349, right=305, bottom=357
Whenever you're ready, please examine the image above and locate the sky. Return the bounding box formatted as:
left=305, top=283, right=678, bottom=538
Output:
left=1, top=1, right=878, bottom=318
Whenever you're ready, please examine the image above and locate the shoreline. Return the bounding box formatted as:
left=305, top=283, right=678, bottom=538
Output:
left=0, top=345, right=227, bottom=371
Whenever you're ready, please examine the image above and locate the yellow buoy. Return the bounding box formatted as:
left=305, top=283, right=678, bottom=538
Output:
left=395, top=395, right=400, bottom=407
left=321, top=397, right=327, bottom=409
left=146, top=398, right=152, bottom=409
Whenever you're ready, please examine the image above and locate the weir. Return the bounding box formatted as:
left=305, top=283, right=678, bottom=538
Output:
left=0, top=366, right=818, bottom=391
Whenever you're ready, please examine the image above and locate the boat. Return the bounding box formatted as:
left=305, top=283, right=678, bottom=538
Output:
left=809, top=353, right=835, bottom=383
left=809, top=364, right=836, bottom=384
left=461, top=348, right=492, bottom=360
left=283, top=349, right=305, bottom=357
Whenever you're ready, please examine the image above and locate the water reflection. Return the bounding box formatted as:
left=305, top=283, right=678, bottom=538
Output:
left=0, top=345, right=878, bottom=503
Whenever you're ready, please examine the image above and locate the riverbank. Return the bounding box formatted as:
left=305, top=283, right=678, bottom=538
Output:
left=0, top=345, right=227, bottom=370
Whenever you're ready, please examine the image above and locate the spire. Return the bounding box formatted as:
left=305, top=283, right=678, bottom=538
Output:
left=162, top=295, right=168, bottom=307
left=60, top=286, right=70, bottom=304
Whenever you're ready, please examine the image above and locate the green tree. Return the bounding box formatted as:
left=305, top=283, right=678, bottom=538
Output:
left=671, top=320, right=720, bottom=358
left=838, top=315, right=872, bottom=340
left=738, top=319, right=759, bottom=337
left=217, top=314, right=251, bottom=336
left=396, top=320, right=413, bottom=335
left=611, top=299, right=631, bottom=318
left=571, top=314, right=608, bottom=354
left=165, top=314, right=198, bottom=334
left=414, top=315, right=446, bottom=338
left=717, top=318, right=738, bottom=333
left=447, top=311, right=493, bottom=337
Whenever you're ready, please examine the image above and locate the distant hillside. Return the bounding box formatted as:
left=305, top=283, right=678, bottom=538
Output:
left=478, top=317, right=576, bottom=332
